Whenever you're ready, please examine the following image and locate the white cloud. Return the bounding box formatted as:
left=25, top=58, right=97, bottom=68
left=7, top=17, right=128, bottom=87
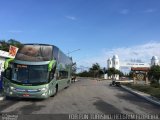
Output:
left=119, top=9, right=129, bottom=15
left=77, top=41, right=160, bottom=68
left=143, top=9, right=156, bottom=13
left=8, top=30, right=23, bottom=33
left=65, top=16, right=77, bottom=20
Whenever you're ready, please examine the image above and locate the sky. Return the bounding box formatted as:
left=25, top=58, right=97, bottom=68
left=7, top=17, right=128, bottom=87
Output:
left=0, top=0, right=160, bottom=70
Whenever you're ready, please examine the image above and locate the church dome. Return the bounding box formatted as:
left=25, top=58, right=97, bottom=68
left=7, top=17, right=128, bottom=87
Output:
left=113, top=55, right=119, bottom=59
left=151, top=56, right=158, bottom=60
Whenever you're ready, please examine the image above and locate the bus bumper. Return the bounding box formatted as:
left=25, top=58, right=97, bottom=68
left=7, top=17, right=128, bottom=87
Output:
left=3, top=86, right=50, bottom=99
left=4, top=90, right=49, bottom=99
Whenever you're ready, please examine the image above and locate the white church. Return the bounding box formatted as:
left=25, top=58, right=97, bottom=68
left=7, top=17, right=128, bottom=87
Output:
left=151, top=56, right=159, bottom=66
left=105, top=55, right=120, bottom=80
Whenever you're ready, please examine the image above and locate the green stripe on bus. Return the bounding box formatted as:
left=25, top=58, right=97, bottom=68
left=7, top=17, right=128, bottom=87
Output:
left=48, top=60, right=56, bottom=71
left=4, top=58, right=14, bottom=69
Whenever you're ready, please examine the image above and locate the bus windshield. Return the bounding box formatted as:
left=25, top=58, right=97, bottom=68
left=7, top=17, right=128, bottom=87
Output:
left=12, top=64, right=49, bottom=84
left=15, top=44, right=53, bottom=61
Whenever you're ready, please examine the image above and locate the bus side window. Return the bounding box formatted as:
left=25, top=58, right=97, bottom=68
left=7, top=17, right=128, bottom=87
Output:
left=49, top=66, right=56, bottom=81
left=58, top=71, right=68, bottom=79
left=55, top=72, right=59, bottom=80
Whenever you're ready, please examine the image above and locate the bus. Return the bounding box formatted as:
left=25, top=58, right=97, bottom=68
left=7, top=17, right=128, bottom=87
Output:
left=2, top=44, right=73, bottom=99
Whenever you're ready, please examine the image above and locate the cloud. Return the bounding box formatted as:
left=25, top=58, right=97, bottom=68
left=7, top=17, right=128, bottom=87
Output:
left=8, top=30, right=23, bottom=33
left=143, top=9, right=156, bottom=13
left=119, top=9, right=129, bottom=15
left=65, top=16, right=77, bottom=20
left=77, top=41, right=160, bottom=68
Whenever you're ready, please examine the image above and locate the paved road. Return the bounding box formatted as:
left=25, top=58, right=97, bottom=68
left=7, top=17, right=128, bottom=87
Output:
left=0, top=78, right=159, bottom=116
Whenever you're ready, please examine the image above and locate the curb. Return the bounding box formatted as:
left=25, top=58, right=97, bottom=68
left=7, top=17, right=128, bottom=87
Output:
left=121, top=85, right=160, bottom=106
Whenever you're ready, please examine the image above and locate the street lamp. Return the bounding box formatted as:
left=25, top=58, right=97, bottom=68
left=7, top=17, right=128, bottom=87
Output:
left=67, top=49, right=80, bottom=56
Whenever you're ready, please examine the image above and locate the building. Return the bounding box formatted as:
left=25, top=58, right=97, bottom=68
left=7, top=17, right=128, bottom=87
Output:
left=151, top=56, right=159, bottom=66
left=112, top=55, right=120, bottom=70
left=107, top=55, right=120, bottom=70
left=107, top=58, right=112, bottom=69
left=0, top=50, right=14, bottom=75
left=105, top=55, right=120, bottom=80
left=0, top=46, right=18, bottom=89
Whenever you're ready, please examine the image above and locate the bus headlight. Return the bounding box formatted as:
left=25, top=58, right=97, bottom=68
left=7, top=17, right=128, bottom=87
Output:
left=38, top=87, right=47, bottom=91
left=10, top=86, right=15, bottom=90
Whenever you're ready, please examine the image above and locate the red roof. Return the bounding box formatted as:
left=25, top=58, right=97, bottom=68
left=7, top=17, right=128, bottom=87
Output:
left=131, top=67, right=150, bottom=71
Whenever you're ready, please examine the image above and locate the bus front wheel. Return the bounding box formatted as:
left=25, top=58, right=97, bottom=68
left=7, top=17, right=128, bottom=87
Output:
left=51, top=85, right=58, bottom=97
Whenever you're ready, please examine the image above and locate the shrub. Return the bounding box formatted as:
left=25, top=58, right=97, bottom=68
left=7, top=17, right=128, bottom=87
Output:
left=150, top=80, right=160, bottom=88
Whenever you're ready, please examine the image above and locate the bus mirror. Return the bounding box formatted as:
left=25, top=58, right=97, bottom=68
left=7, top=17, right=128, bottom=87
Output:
left=48, top=60, right=56, bottom=72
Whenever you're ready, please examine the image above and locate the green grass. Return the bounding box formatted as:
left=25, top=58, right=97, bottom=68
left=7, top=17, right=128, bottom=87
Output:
left=123, top=83, right=160, bottom=99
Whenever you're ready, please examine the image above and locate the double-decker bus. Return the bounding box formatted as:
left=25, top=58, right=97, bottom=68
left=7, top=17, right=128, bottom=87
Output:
left=2, top=44, right=73, bottom=99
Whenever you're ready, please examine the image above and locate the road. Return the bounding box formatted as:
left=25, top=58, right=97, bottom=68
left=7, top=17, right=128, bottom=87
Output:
left=0, top=78, right=159, bottom=119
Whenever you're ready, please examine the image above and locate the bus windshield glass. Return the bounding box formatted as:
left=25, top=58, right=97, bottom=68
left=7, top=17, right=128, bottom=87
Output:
left=15, top=44, right=53, bottom=61
left=12, top=64, right=49, bottom=84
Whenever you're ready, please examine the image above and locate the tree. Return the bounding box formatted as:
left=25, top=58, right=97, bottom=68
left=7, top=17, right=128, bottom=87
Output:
left=0, top=40, right=9, bottom=51
left=118, top=70, right=124, bottom=77
left=77, top=63, right=104, bottom=78
left=89, top=63, right=101, bottom=78
left=8, top=39, right=23, bottom=48
left=107, top=67, right=124, bottom=78
left=148, top=65, right=160, bottom=83
left=102, top=67, right=107, bottom=74
left=0, top=39, right=22, bottom=52
left=77, top=70, right=92, bottom=77
left=128, top=71, right=134, bottom=78
left=107, top=68, right=116, bottom=76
